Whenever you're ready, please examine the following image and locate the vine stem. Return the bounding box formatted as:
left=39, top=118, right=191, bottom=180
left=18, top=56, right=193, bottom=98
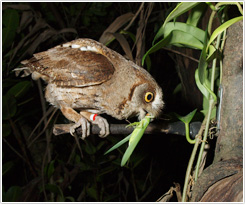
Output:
left=194, top=32, right=222, bottom=181
left=182, top=136, right=200, bottom=202
left=194, top=98, right=214, bottom=181
left=183, top=8, right=227, bottom=200
left=181, top=115, right=207, bottom=202
left=185, top=123, right=195, bottom=144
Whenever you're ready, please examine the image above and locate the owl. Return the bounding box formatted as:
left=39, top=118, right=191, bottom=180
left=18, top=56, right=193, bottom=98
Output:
left=16, top=38, right=164, bottom=139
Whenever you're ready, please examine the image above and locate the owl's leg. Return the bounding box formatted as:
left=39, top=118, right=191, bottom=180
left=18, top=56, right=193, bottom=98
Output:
left=60, top=107, right=90, bottom=139
left=79, top=111, right=110, bottom=138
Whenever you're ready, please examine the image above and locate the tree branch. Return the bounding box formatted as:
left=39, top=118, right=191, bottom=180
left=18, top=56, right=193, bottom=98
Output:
left=53, top=121, right=201, bottom=138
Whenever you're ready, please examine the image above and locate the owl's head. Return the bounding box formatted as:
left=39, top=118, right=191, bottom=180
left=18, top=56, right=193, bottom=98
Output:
left=128, top=82, right=164, bottom=120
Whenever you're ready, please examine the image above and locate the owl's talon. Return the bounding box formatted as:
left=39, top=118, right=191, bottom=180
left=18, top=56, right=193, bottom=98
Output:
left=70, top=117, right=90, bottom=140
left=93, top=116, right=109, bottom=138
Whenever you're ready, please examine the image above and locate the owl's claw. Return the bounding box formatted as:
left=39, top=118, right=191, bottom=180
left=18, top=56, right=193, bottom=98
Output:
left=70, top=117, right=90, bottom=140
left=92, top=116, right=109, bottom=138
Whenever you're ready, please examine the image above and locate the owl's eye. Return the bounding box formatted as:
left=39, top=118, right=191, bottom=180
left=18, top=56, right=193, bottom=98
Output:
left=145, top=92, right=154, bottom=103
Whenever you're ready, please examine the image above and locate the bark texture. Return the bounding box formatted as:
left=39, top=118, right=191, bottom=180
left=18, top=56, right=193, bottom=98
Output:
left=191, top=20, right=243, bottom=202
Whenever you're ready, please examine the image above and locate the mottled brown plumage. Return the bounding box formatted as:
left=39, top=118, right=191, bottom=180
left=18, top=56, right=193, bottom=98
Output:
left=17, top=38, right=164, bottom=139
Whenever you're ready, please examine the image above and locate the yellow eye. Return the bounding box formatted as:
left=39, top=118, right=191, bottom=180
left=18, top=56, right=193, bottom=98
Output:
left=145, top=92, right=154, bottom=103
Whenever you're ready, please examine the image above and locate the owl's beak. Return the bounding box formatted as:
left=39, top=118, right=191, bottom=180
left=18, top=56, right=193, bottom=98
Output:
left=146, top=113, right=155, bottom=122
left=138, top=109, right=156, bottom=121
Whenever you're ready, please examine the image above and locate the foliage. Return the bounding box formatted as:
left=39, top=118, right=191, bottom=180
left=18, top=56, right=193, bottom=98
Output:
left=141, top=2, right=242, bottom=202
left=2, top=2, right=243, bottom=202
left=175, top=109, right=197, bottom=144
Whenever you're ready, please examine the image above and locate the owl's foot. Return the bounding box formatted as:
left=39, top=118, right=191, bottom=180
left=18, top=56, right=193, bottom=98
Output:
left=70, top=117, right=90, bottom=140
left=92, top=115, right=110, bottom=138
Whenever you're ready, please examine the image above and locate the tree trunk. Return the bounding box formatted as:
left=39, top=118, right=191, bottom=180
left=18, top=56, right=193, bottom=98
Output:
left=191, top=20, right=243, bottom=202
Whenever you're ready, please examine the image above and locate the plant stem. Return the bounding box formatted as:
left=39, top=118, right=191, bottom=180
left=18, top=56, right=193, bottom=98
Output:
left=210, top=33, right=222, bottom=91
left=219, top=24, right=227, bottom=85
left=194, top=32, right=222, bottom=181
left=185, top=123, right=195, bottom=144
left=182, top=137, right=200, bottom=202
left=194, top=98, right=214, bottom=181
left=208, top=9, right=217, bottom=35
left=216, top=2, right=243, bottom=16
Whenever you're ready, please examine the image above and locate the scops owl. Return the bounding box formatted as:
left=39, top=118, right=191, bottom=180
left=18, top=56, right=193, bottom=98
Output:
left=16, top=38, right=164, bottom=139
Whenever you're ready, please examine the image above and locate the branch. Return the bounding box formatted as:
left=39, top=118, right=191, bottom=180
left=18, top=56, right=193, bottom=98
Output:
left=53, top=121, right=201, bottom=138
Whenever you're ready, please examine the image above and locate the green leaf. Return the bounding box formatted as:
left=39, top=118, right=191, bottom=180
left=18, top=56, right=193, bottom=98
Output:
left=84, top=141, right=97, bottom=154
left=3, top=9, right=19, bottom=28
left=121, top=116, right=151, bottom=166
left=206, top=16, right=243, bottom=52
left=186, top=3, right=207, bottom=26
left=2, top=123, right=11, bottom=137
left=175, top=109, right=197, bottom=124
left=173, top=83, right=182, bottom=95
left=47, top=160, right=55, bottom=180
left=2, top=186, right=6, bottom=201
left=65, top=196, right=75, bottom=202
left=2, top=9, right=19, bottom=52
left=201, top=107, right=216, bottom=119
left=145, top=55, right=152, bottom=71
left=206, top=45, right=217, bottom=62
left=2, top=94, right=17, bottom=120
left=57, top=195, right=65, bottom=202
left=2, top=161, right=14, bottom=176
left=2, top=28, right=15, bottom=52
left=104, top=134, right=131, bottom=155
left=120, top=30, right=136, bottom=42
left=143, top=30, right=203, bottom=65
left=7, top=81, right=32, bottom=99
left=155, top=22, right=206, bottom=44
left=153, top=2, right=201, bottom=44
left=45, top=184, right=63, bottom=196
left=195, top=69, right=209, bottom=99
left=3, top=186, right=22, bottom=202
left=87, top=186, right=98, bottom=200
left=198, top=29, right=208, bottom=85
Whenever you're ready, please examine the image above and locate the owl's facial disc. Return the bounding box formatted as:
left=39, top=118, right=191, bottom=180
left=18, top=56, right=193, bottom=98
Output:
left=130, top=83, right=164, bottom=120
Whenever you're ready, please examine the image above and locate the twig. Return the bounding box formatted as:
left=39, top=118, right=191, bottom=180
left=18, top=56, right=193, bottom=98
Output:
left=37, top=79, right=54, bottom=201
left=157, top=187, right=174, bottom=202
left=28, top=107, right=57, bottom=148
left=73, top=133, right=84, bottom=159
left=162, top=47, right=199, bottom=63
left=41, top=144, right=48, bottom=201
left=157, top=183, right=181, bottom=202
left=9, top=118, right=37, bottom=177
left=131, top=169, right=139, bottom=201
left=174, top=182, right=182, bottom=202
left=3, top=138, right=27, bottom=163
left=135, top=3, right=154, bottom=65
left=124, top=2, right=145, bottom=31
left=27, top=106, right=55, bottom=141
left=67, top=143, right=78, bottom=164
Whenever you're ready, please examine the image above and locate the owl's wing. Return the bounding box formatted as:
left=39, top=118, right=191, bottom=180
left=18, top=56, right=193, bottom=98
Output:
left=22, top=47, right=115, bottom=87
